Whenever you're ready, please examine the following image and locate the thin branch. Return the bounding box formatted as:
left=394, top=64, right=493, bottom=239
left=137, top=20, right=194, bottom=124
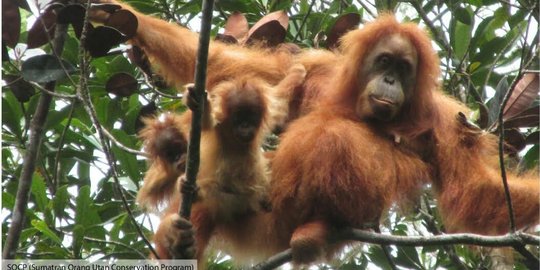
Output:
left=30, top=81, right=78, bottom=99
left=76, top=0, right=158, bottom=258
left=355, top=0, right=377, bottom=18
left=83, top=237, right=147, bottom=258
left=409, top=1, right=451, bottom=54
left=252, top=230, right=540, bottom=270
left=150, top=87, right=183, bottom=99
left=52, top=103, right=77, bottom=188
left=482, top=27, right=523, bottom=101
left=495, top=13, right=534, bottom=234
left=179, top=0, right=215, bottom=219
left=293, top=0, right=316, bottom=43
left=2, top=23, right=68, bottom=260
left=100, top=128, right=147, bottom=156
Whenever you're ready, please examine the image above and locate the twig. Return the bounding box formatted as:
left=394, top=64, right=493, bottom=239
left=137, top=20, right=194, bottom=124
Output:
left=495, top=13, right=535, bottom=234
left=356, top=1, right=376, bottom=18
left=52, top=103, right=76, bottom=190
left=252, top=229, right=540, bottom=269
left=293, top=0, right=316, bottom=43
left=409, top=1, right=451, bottom=54
left=100, top=128, right=147, bottom=156
left=482, top=26, right=523, bottom=103
left=150, top=87, right=183, bottom=99
left=2, top=23, right=68, bottom=260
left=179, top=0, right=215, bottom=219
left=83, top=236, right=147, bottom=258
left=30, top=81, right=78, bottom=99
left=76, top=0, right=158, bottom=258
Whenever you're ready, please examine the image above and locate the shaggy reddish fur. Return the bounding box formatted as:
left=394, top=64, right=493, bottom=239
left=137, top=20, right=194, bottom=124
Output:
left=146, top=66, right=305, bottom=262
left=270, top=16, right=439, bottom=263
left=431, top=94, right=539, bottom=235
left=97, top=1, right=539, bottom=264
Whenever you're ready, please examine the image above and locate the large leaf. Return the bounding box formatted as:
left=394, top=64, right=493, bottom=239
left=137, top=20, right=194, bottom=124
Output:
left=503, top=72, right=539, bottom=120
left=247, top=10, right=288, bottom=43
left=75, top=186, right=102, bottom=228
left=105, top=72, right=138, bottom=97
left=27, top=7, right=57, bottom=48
left=85, top=26, right=125, bottom=57
left=504, top=105, right=539, bottom=128
left=3, top=75, right=36, bottom=102
left=326, top=13, right=360, bottom=49
left=30, top=175, right=48, bottom=212
left=487, top=76, right=509, bottom=127
left=31, top=220, right=63, bottom=245
left=106, top=9, right=138, bottom=39
left=223, top=12, right=248, bottom=41
left=21, top=54, right=77, bottom=83
left=245, top=20, right=287, bottom=47
left=451, top=20, right=472, bottom=60
left=2, top=95, right=23, bottom=139
left=57, top=4, right=86, bottom=39
left=2, top=0, right=21, bottom=48
left=52, top=185, right=69, bottom=218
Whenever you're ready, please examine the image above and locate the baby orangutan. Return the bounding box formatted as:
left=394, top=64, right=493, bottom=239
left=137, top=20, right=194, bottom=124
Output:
left=139, top=65, right=306, bottom=262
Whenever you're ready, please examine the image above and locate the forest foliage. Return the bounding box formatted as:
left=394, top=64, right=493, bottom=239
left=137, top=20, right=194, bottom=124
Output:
left=2, top=0, right=539, bottom=269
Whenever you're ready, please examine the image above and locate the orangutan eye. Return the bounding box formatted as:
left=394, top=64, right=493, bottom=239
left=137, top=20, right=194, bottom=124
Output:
left=377, top=55, right=391, bottom=66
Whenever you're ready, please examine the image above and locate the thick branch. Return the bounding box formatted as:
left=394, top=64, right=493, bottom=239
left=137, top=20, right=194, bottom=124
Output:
left=2, top=23, right=68, bottom=260
left=252, top=229, right=540, bottom=270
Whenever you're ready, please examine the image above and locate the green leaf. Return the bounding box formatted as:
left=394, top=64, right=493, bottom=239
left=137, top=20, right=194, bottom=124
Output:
left=521, top=144, right=539, bottom=170
left=31, top=219, right=63, bottom=245
left=368, top=246, right=394, bottom=269
left=30, top=174, right=48, bottom=212
left=44, top=104, right=73, bottom=132
left=111, top=129, right=141, bottom=185
left=19, top=227, right=39, bottom=244
left=488, top=76, right=509, bottom=126
left=21, top=54, right=77, bottom=83
left=452, top=21, right=472, bottom=60
left=454, top=7, right=472, bottom=25
left=72, top=224, right=85, bottom=258
left=492, top=7, right=509, bottom=29
left=2, top=192, right=15, bottom=210
left=395, top=246, right=422, bottom=269
left=75, top=186, right=102, bottom=228
left=2, top=94, right=23, bottom=140
left=53, top=185, right=69, bottom=218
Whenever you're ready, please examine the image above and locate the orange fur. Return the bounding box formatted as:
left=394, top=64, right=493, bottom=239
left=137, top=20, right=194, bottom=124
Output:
left=270, top=15, right=438, bottom=264
left=146, top=65, right=306, bottom=262
left=137, top=113, right=190, bottom=209
left=431, top=94, right=540, bottom=235
left=101, top=1, right=539, bottom=264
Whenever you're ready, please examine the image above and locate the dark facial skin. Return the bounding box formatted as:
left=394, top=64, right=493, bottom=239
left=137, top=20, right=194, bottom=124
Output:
left=220, top=85, right=265, bottom=144
left=154, top=126, right=188, bottom=171
left=356, top=34, right=418, bottom=121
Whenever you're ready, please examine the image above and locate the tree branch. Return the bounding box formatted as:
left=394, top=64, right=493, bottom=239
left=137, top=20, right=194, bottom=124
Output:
left=252, top=229, right=540, bottom=270
left=179, top=0, right=215, bottom=219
